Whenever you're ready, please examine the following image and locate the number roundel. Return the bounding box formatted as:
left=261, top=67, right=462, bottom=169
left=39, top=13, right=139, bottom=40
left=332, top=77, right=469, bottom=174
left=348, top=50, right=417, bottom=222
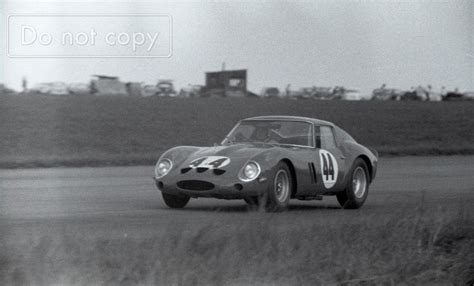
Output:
left=319, top=150, right=338, bottom=189
left=189, top=156, right=231, bottom=169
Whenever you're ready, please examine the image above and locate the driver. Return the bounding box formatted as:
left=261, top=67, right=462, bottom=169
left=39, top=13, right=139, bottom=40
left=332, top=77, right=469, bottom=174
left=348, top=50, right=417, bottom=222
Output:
left=252, top=124, right=281, bottom=143
left=253, top=126, right=269, bottom=142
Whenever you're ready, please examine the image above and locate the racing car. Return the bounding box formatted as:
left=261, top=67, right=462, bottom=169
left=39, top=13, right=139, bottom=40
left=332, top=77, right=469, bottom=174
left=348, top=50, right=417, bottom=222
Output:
left=154, top=116, right=378, bottom=211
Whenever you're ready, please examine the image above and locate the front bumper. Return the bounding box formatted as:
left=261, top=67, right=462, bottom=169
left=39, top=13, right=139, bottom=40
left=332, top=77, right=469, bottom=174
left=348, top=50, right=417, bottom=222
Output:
left=154, top=176, right=269, bottom=200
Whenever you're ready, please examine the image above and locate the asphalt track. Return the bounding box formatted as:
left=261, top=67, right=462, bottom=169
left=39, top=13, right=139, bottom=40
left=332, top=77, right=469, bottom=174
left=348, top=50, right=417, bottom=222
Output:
left=1, top=156, right=473, bottom=239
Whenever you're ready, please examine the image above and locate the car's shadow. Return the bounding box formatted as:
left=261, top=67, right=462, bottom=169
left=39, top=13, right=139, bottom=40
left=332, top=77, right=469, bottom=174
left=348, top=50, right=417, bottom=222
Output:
left=165, top=202, right=341, bottom=213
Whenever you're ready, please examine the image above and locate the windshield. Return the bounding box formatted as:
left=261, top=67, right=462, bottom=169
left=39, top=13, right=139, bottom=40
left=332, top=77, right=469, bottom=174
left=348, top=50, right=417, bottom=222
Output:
left=223, top=120, right=314, bottom=147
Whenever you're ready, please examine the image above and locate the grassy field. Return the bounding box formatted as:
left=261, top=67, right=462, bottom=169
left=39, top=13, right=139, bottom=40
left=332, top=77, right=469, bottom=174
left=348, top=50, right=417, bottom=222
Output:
left=1, top=202, right=472, bottom=285
left=1, top=93, right=473, bottom=168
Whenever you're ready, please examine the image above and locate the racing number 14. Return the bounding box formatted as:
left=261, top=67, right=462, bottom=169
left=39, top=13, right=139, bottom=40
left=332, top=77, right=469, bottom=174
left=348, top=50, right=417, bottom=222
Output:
left=321, top=153, right=335, bottom=181
left=207, top=158, right=228, bottom=169
left=189, top=156, right=230, bottom=169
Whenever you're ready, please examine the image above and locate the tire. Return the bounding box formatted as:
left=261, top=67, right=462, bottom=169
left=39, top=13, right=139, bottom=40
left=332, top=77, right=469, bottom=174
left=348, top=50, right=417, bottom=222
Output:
left=162, top=192, right=190, bottom=208
left=336, top=158, right=369, bottom=209
left=262, top=162, right=292, bottom=212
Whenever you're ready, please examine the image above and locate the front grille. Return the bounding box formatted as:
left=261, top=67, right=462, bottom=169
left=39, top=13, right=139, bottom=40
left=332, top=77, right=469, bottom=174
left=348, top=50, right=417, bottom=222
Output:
left=177, top=180, right=215, bottom=191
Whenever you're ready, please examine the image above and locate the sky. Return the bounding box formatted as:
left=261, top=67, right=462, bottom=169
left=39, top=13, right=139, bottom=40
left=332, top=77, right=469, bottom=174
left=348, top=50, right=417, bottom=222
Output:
left=1, top=0, right=473, bottom=95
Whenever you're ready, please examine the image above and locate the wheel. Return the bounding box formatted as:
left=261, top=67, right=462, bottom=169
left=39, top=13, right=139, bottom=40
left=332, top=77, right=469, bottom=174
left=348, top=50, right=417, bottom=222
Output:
left=336, top=158, right=369, bottom=209
left=263, top=162, right=292, bottom=212
left=162, top=192, right=190, bottom=208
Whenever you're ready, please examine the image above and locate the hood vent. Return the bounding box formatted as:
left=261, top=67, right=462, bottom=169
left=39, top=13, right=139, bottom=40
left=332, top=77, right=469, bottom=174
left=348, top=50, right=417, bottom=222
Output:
left=196, top=167, right=208, bottom=173
left=181, top=167, right=226, bottom=175
left=213, top=169, right=226, bottom=175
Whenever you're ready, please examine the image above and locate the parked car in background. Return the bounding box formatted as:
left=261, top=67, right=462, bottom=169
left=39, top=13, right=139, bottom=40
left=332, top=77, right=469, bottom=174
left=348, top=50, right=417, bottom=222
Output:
left=333, top=89, right=364, bottom=101
left=442, top=89, right=474, bottom=101
left=344, top=89, right=363, bottom=101
left=299, top=87, right=315, bottom=99
left=142, top=84, right=158, bottom=97
left=260, top=87, right=281, bottom=98
left=463, top=92, right=474, bottom=100
left=68, top=83, right=90, bottom=95
left=179, top=85, right=204, bottom=98
left=372, top=88, right=404, bottom=101
left=312, top=87, right=333, bottom=100
left=49, top=82, right=69, bottom=95
left=427, top=91, right=442, bottom=101
left=443, top=92, right=464, bottom=101
left=156, top=80, right=177, bottom=97
left=30, top=83, right=51, bottom=94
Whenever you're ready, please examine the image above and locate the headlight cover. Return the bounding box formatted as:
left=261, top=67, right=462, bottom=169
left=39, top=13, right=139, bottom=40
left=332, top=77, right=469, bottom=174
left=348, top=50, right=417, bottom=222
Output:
left=155, top=159, right=172, bottom=179
left=239, top=161, right=261, bottom=182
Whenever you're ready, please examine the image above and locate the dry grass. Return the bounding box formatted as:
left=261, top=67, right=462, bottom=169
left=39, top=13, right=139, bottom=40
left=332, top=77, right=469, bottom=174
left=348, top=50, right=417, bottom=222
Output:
left=1, top=204, right=472, bottom=285
left=1, top=93, right=473, bottom=168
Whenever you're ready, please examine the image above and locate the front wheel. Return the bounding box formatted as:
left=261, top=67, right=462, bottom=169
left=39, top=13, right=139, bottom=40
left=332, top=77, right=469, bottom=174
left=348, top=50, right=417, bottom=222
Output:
left=162, top=192, right=190, bottom=208
left=263, top=162, right=292, bottom=212
left=336, top=158, right=369, bottom=209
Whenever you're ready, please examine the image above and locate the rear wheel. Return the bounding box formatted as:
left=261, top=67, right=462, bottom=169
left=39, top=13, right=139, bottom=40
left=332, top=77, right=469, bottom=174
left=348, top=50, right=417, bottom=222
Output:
left=263, top=162, right=292, bottom=212
left=162, top=192, right=190, bottom=208
left=336, top=158, right=369, bottom=209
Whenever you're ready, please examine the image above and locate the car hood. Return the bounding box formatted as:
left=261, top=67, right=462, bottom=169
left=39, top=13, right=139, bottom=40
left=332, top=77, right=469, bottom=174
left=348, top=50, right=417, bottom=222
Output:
left=193, top=143, right=274, bottom=158
left=174, top=143, right=279, bottom=171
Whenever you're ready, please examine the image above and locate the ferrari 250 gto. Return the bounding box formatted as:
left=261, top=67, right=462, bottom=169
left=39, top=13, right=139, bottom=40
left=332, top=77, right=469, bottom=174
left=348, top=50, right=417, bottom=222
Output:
left=154, top=116, right=378, bottom=211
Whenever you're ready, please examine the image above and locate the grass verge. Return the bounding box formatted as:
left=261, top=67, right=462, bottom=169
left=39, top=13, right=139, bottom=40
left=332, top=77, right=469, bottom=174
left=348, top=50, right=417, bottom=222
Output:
left=1, top=204, right=472, bottom=285
left=1, top=94, right=473, bottom=168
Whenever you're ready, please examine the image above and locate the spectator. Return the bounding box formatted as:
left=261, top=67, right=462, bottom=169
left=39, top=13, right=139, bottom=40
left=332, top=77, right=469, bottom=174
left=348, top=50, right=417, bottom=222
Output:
left=426, top=85, right=432, bottom=101
left=285, top=84, right=291, bottom=97
left=22, top=77, right=28, bottom=93
left=440, top=86, right=447, bottom=99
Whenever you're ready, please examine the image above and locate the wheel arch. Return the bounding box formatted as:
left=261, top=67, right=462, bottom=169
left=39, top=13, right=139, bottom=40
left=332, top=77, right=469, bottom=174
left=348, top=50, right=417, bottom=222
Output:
left=356, top=155, right=373, bottom=183
left=280, top=158, right=297, bottom=198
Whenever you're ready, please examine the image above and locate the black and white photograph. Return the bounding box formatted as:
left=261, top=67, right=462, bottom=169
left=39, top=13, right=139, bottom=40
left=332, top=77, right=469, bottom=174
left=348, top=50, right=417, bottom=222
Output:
left=1, top=0, right=473, bottom=285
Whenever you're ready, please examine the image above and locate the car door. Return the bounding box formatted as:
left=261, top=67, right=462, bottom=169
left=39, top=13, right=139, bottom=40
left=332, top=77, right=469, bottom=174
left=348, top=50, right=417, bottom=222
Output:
left=314, top=125, right=346, bottom=192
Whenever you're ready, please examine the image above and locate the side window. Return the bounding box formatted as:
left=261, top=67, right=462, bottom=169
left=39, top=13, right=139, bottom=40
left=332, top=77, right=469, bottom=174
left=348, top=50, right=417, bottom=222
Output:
left=320, top=126, right=336, bottom=149
left=314, top=126, right=321, bottom=148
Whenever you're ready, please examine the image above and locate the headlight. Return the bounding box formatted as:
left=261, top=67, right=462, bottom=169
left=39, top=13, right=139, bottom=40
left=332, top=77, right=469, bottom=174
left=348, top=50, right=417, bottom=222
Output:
left=239, top=161, right=261, bottom=182
left=155, top=159, right=172, bottom=179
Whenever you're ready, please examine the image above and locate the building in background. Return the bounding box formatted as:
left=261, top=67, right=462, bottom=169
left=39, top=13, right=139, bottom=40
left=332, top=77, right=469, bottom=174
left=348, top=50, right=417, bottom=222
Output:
left=204, top=69, right=247, bottom=97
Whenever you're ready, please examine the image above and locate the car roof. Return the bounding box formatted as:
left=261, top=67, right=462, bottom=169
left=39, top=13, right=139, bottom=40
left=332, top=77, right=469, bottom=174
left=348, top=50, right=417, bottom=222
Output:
left=243, top=115, right=334, bottom=126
